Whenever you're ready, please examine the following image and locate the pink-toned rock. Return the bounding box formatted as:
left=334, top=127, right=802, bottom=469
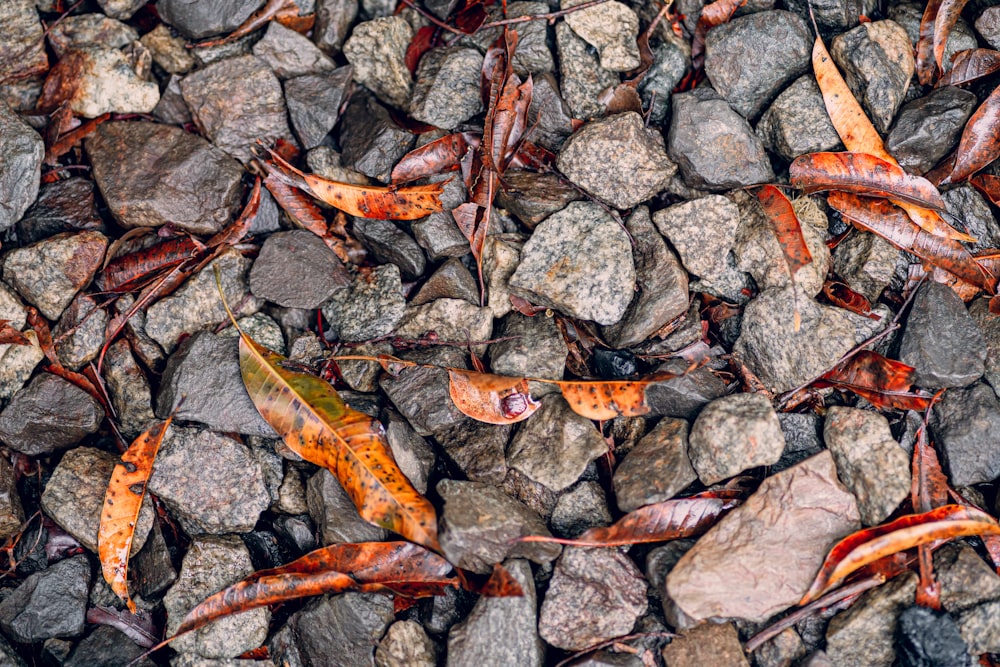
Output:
left=665, top=451, right=860, bottom=624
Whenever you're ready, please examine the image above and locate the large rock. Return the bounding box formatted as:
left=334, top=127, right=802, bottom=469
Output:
left=653, top=195, right=740, bottom=283
left=252, top=21, right=337, bottom=80
left=666, top=452, right=860, bottom=623
left=0, top=100, right=43, bottom=232
left=53, top=48, right=160, bottom=118
left=886, top=86, right=977, bottom=175
left=342, top=16, right=413, bottom=108
left=250, top=230, right=350, bottom=308
left=0, top=555, right=89, bottom=643
left=756, top=75, right=843, bottom=161
left=157, top=0, right=264, bottom=39
left=409, top=47, right=483, bottom=129
left=0, top=372, right=103, bottom=457
left=613, top=417, right=698, bottom=512
left=688, top=393, right=785, bottom=485
left=931, top=382, right=1000, bottom=486
left=825, top=572, right=917, bottom=667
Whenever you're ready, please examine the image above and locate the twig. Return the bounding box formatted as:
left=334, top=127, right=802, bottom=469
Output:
left=400, top=0, right=468, bottom=36
left=481, top=0, right=612, bottom=28
left=553, top=632, right=676, bottom=667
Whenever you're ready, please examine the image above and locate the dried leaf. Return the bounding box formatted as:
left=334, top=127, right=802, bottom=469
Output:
left=448, top=369, right=540, bottom=425
left=945, top=83, right=1000, bottom=185
left=95, top=236, right=203, bottom=294
left=756, top=185, right=812, bottom=276
left=553, top=371, right=680, bottom=420
left=0, top=321, right=30, bottom=346
left=971, top=174, right=1000, bottom=206
left=933, top=0, right=972, bottom=70
left=936, top=48, right=1000, bottom=86
left=45, top=112, right=110, bottom=165
left=916, top=0, right=944, bottom=84
left=405, top=25, right=439, bottom=74
left=391, top=132, right=478, bottom=183
left=912, top=430, right=950, bottom=514
left=821, top=280, right=877, bottom=318
left=453, top=0, right=488, bottom=33
left=814, top=350, right=933, bottom=411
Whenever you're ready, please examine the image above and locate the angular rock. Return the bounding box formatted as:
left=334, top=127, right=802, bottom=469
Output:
left=653, top=195, right=740, bottom=283
left=495, top=171, right=583, bottom=229
left=56, top=48, right=159, bottom=118
left=825, top=572, right=917, bottom=667
left=40, top=447, right=153, bottom=554
left=339, top=92, right=416, bottom=182
left=52, top=293, right=108, bottom=370
left=705, top=10, right=811, bottom=120
left=783, top=0, right=874, bottom=32
left=756, top=75, right=843, bottom=161
left=639, top=34, right=690, bottom=126
left=384, top=411, right=435, bottom=494
left=250, top=230, right=350, bottom=308
left=896, top=606, right=975, bottom=667
left=0, top=1, right=47, bottom=104
left=49, top=15, right=139, bottom=55
left=538, top=547, right=648, bottom=651
left=669, top=87, right=775, bottom=191
left=775, top=412, right=824, bottom=472
left=660, top=622, right=750, bottom=667
left=64, top=625, right=155, bottom=667
left=887, top=86, right=977, bottom=175
left=482, top=235, right=521, bottom=319
left=832, top=228, right=900, bottom=302
left=0, top=100, right=43, bottom=233
left=563, top=0, right=640, bottom=71
left=646, top=362, right=728, bottom=420
left=413, top=212, right=470, bottom=260
left=253, top=21, right=337, bottom=79
left=376, top=620, right=438, bottom=667
left=181, top=55, right=294, bottom=164
left=558, top=112, right=676, bottom=210
left=307, top=469, right=390, bottom=544
left=323, top=264, right=406, bottom=342
left=393, top=298, right=492, bottom=352
left=978, top=7, right=1000, bottom=50
left=614, top=418, right=698, bottom=512
left=970, top=297, right=1000, bottom=392
left=550, top=481, right=612, bottom=538
left=219, top=312, right=285, bottom=355
left=314, top=0, right=358, bottom=54
left=899, top=281, right=985, bottom=388
left=666, top=452, right=860, bottom=623
left=284, top=67, right=353, bottom=149
left=957, top=599, right=1000, bottom=654
left=471, top=2, right=554, bottom=75
left=410, top=47, right=483, bottom=129
left=556, top=22, right=619, bottom=120
left=688, top=393, right=785, bottom=485
left=0, top=555, right=89, bottom=643
left=287, top=593, right=394, bottom=667
left=0, top=373, right=103, bottom=456
left=16, top=176, right=103, bottom=245
left=526, top=72, right=577, bottom=150
left=343, top=16, right=413, bottom=108
left=934, top=543, right=1000, bottom=616
left=0, top=329, right=44, bottom=407
left=152, top=74, right=193, bottom=125
left=132, top=520, right=178, bottom=599
left=932, top=382, right=1000, bottom=486
left=945, top=185, right=1000, bottom=254
left=489, top=312, right=568, bottom=380
left=510, top=201, right=636, bottom=325
left=353, top=219, right=426, bottom=280
left=411, top=258, right=478, bottom=307
left=87, top=121, right=244, bottom=235
left=140, top=24, right=196, bottom=74
left=158, top=0, right=264, bottom=39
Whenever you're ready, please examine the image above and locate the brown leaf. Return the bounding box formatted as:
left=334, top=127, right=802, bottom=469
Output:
left=936, top=48, right=1000, bottom=87
left=821, top=280, right=877, bottom=318
left=933, top=0, right=972, bottom=70
left=95, top=236, right=204, bottom=294
left=45, top=112, right=111, bottom=165
left=945, top=83, right=1000, bottom=185
left=0, top=321, right=30, bottom=346
left=814, top=350, right=933, bottom=411
left=453, top=0, right=488, bottom=34
left=553, top=371, right=682, bottom=421
left=971, top=173, right=1000, bottom=207
left=911, top=429, right=950, bottom=514
left=756, top=185, right=812, bottom=276
left=448, top=369, right=540, bottom=425
left=405, top=25, right=439, bottom=74
left=916, top=0, right=944, bottom=84
left=391, top=132, right=478, bottom=183
left=37, top=50, right=86, bottom=114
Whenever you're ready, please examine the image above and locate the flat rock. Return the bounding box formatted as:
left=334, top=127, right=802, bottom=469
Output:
left=57, top=48, right=160, bottom=118
left=307, top=469, right=389, bottom=544
left=563, top=0, right=640, bottom=71
left=614, top=418, right=698, bottom=512
left=899, top=281, right=985, bottom=388
left=250, top=230, right=350, bottom=308
left=338, top=92, right=415, bottom=182
left=825, top=572, right=917, bottom=667
left=666, top=451, right=860, bottom=623
left=756, top=75, right=843, bottom=161
left=40, top=447, right=154, bottom=555
left=410, top=47, right=483, bottom=129
left=489, top=312, right=568, bottom=380
left=556, top=22, right=618, bottom=120
left=0, top=555, right=89, bottom=643
left=509, top=201, right=636, bottom=325
left=557, top=112, right=676, bottom=210
left=705, top=10, right=811, bottom=120
left=181, top=55, right=294, bottom=164
left=653, top=195, right=740, bottom=283
left=286, top=593, right=394, bottom=667
left=538, top=547, right=648, bottom=651
left=660, top=622, right=750, bottom=667
left=411, top=258, right=478, bottom=307
left=0, top=372, right=103, bottom=456
left=886, top=86, right=977, bottom=175
left=253, top=21, right=337, bottom=79
left=87, top=121, right=244, bottom=235
left=284, top=67, right=353, bottom=149
left=343, top=16, right=413, bottom=108
left=377, top=620, right=438, bottom=667
left=158, top=0, right=264, bottom=39
left=931, top=382, right=1000, bottom=486
left=688, top=393, right=785, bottom=485
left=353, top=219, right=426, bottom=280
left=0, top=100, right=43, bottom=232
left=832, top=228, right=900, bottom=302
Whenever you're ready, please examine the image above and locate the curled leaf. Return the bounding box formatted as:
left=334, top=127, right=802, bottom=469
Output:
left=821, top=280, right=877, bottom=318
left=756, top=185, right=812, bottom=276
left=936, top=48, right=1000, bottom=86
left=95, top=236, right=203, bottom=294
left=933, top=0, right=972, bottom=71
left=553, top=371, right=680, bottom=421
left=391, top=132, right=478, bottom=183
left=448, top=369, right=540, bottom=425
left=0, top=321, right=30, bottom=346
left=814, top=350, right=933, bottom=411
left=946, top=83, right=1000, bottom=185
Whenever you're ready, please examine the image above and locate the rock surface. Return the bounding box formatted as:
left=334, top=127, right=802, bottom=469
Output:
left=899, top=281, right=985, bottom=388
left=931, top=382, right=1000, bottom=486
left=0, top=555, right=90, bottom=643
left=688, top=393, right=785, bottom=485
left=0, top=373, right=103, bottom=456
left=250, top=230, right=350, bottom=308
left=0, top=101, right=43, bottom=232
left=613, top=417, right=698, bottom=512
left=825, top=572, right=917, bottom=667
left=343, top=17, right=413, bottom=108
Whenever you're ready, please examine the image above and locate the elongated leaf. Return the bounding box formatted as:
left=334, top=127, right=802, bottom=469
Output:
left=405, top=25, right=439, bottom=74
left=936, top=48, right=1000, bottom=86
left=934, top=0, right=972, bottom=70
left=45, top=112, right=110, bottom=165
left=99, top=417, right=174, bottom=613
left=391, top=132, right=479, bottom=183
left=756, top=185, right=812, bottom=275
left=790, top=152, right=947, bottom=211
left=912, top=431, right=949, bottom=514
left=553, top=371, right=681, bottom=421
left=814, top=350, right=933, bottom=411
left=946, top=84, right=1000, bottom=185
left=448, top=369, right=540, bottom=424
left=916, top=0, right=944, bottom=83
left=0, top=321, right=29, bottom=346
left=821, top=280, right=877, bottom=318
left=239, top=332, right=439, bottom=552
left=971, top=174, right=1000, bottom=206
left=95, top=236, right=203, bottom=294
left=801, top=505, right=1000, bottom=604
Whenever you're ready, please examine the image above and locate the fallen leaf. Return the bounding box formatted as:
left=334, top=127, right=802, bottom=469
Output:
left=916, top=0, right=944, bottom=83
left=448, top=369, right=540, bottom=425
left=936, top=48, right=1000, bottom=86
left=933, top=0, right=972, bottom=70
left=0, top=321, right=30, bottom=346
left=814, top=350, right=934, bottom=411
left=391, top=132, right=479, bottom=183
left=553, top=371, right=681, bottom=421
left=970, top=174, right=1000, bottom=206
left=44, top=112, right=110, bottom=165
left=86, top=606, right=159, bottom=649
left=945, top=83, right=1000, bottom=185
left=95, top=236, right=204, bottom=294
left=405, top=25, right=439, bottom=74
left=453, top=0, right=488, bottom=33
left=756, top=185, right=812, bottom=276
left=821, top=280, right=878, bottom=318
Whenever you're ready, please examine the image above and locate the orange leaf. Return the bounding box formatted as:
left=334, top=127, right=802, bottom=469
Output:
left=945, top=83, right=1000, bottom=185
left=0, top=321, right=30, bottom=346
left=933, top=0, right=972, bottom=71
left=971, top=174, right=1000, bottom=207
left=911, top=430, right=950, bottom=514
left=98, top=417, right=174, bottom=613
left=916, top=0, right=944, bottom=84
left=554, top=371, right=680, bottom=421
left=756, top=185, right=812, bottom=276
left=391, top=132, right=478, bottom=183
left=814, top=350, right=933, bottom=411
left=821, top=280, right=877, bottom=318
left=447, top=369, right=540, bottom=425
left=800, top=504, right=1000, bottom=604
left=95, top=236, right=203, bottom=294
left=936, top=48, right=1000, bottom=87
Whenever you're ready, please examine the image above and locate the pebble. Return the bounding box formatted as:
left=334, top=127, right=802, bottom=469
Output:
left=0, top=555, right=90, bottom=644
left=489, top=312, right=568, bottom=380
left=338, top=92, right=416, bottom=182
left=343, top=16, right=414, bottom=109
left=666, top=452, right=860, bottom=623
left=353, top=219, right=427, bottom=280
left=688, top=393, right=785, bottom=485
left=140, top=24, right=196, bottom=74
left=0, top=373, right=103, bottom=456
left=314, top=0, right=358, bottom=54
left=509, top=201, right=636, bottom=325
left=495, top=171, right=583, bottom=229
left=557, top=112, right=676, bottom=210
left=825, top=572, right=917, bottom=667
left=306, top=468, right=389, bottom=544
left=157, top=0, right=264, bottom=40
left=931, top=382, right=1000, bottom=486
left=250, top=230, right=350, bottom=309
left=284, top=67, right=353, bottom=149
left=47, top=13, right=137, bottom=58
left=252, top=21, right=337, bottom=80
left=832, top=229, right=900, bottom=302
left=896, top=606, right=974, bottom=667
left=52, top=294, right=108, bottom=371
left=653, top=195, right=740, bottom=283
left=410, top=47, right=484, bottom=129
left=774, top=412, right=824, bottom=473
left=538, top=547, right=648, bottom=651
left=563, top=0, right=641, bottom=71
left=556, top=22, right=619, bottom=120
left=16, top=177, right=103, bottom=245
left=886, top=86, right=977, bottom=175
left=376, top=620, right=438, bottom=667
left=756, top=75, right=843, bottom=161
left=285, top=593, right=394, bottom=667
left=411, top=258, right=479, bottom=306
left=660, top=622, right=750, bottom=667
left=86, top=121, right=244, bottom=235
left=550, top=481, right=612, bottom=537
left=613, top=417, right=698, bottom=512
left=899, top=281, right=985, bottom=388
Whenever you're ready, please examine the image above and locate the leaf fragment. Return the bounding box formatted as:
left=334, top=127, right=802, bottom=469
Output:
left=448, top=369, right=540, bottom=425
left=936, top=48, right=1000, bottom=86
left=756, top=185, right=812, bottom=276
left=945, top=83, right=1000, bottom=185
left=814, top=350, right=933, bottom=411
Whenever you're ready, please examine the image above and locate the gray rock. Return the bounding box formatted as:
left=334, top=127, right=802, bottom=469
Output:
left=639, top=35, right=690, bottom=126
left=54, top=48, right=160, bottom=118
left=823, top=407, right=910, bottom=525
left=0, top=555, right=90, bottom=643
left=253, top=21, right=337, bottom=79
left=783, top=0, right=875, bottom=32
left=489, top=312, right=568, bottom=380
left=0, top=328, right=43, bottom=408
left=41, top=447, right=154, bottom=555
left=668, top=87, right=775, bottom=191
left=353, top=219, right=427, bottom=280
left=756, top=75, right=843, bottom=161
left=899, top=281, right=985, bottom=388
left=558, top=112, right=676, bottom=209
left=164, top=536, right=270, bottom=658
left=830, top=20, right=914, bottom=134
left=944, top=185, right=1000, bottom=254
left=284, top=68, right=353, bottom=149
left=563, top=0, right=640, bottom=71
left=384, top=410, right=435, bottom=494
left=16, top=177, right=103, bottom=245
left=287, top=593, right=394, bottom=667
left=411, top=258, right=479, bottom=307
left=0, top=100, right=42, bottom=232
left=87, top=121, right=244, bottom=235
left=156, top=331, right=277, bottom=437
left=52, top=294, right=108, bottom=371
left=825, top=572, right=918, bottom=667
left=483, top=235, right=522, bottom=319
left=550, top=481, right=612, bottom=538
left=705, top=10, right=811, bottom=120
left=181, top=55, right=295, bottom=164
left=0, top=373, right=103, bottom=456
left=219, top=312, right=285, bottom=355
left=934, top=543, right=1000, bottom=614
left=734, top=286, right=858, bottom=393
left=141, top=24, right=196, bottom=74
left=339, top=92, right=416, bottom=182
left=977, top=7, right=1000, bottom=50
left=393, top=298, right=493, bottom=353
left=832, top=228, right=900, bottom=302
left=471, top=2, right=553, bottom=75
left=0, top=2, right=47, bottom=105
left=343, top=16, right=413, bottom=108
left=152, top=74, right=194, bottom=125
left=556, top=22, right=619, bottom=120
left=688, top=393, right=785, bottom=485
left=307, top=145, right=370, bottom=185
left=501, top=468, right=560, bottom=521
left=3, top=230, right=107, bottom=321
left=437, top=479, right=561, bottom=574
left=250, top=230, right=350, bottom=308
left=157, top=0, right=264, bottom=39
left=887, top=87, right=977, bottom=175
left=538, top=547, right=648, bottom=651
left=410, top=47, right=483, bottom=129
left=666, top=452, right=860, bottom=623
left=931, top=382, right=1000, bottom=486
left=323, top=264, right=406, bottom=342
left=0, top=457, right=23, bottom=544
left=613, top=417, right=698, bottom=512
left=132, top=520, right=178, bottom=599
left=307, top=469, right=390, bottom=544
left=660, top=622, right=750, bottom=667
left=377, top=620, right=438, bottom=667
left=970, top=298, right=1000, bottom=392
left=447, top=559, right=543, bottom=667
left=958, top=600, right=1000, bottom=654
left=653, top=195, right=740, bottom=283
left=412, top=212, right=471, bottom=260
left=495, top=171, right=583, bottom=229
left=898, top=606, right=976, bottom=667
left=64, top=625, right=156, bottom=667
left=774, top=412, right=824, bottom=472
left=509, top=201, right=636, bottom=325
left=526, top=72, right=577, bottom=150
left=645, top=363, right=728, bottom=420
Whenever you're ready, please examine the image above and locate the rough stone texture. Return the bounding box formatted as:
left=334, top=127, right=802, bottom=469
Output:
left=934, top=543, right=1000, bottom=616
left=538, top=547, right=648, bottom=651
left=931, top=382, right=1000, bottom=486
left=978, top=7, right=1000, bottom=50
left=353, top=219, right=426, bottom=280
left=157, top=0, right=264, bottom=39
left=646, top=362, right=728, bottom=420
left=64, top=625, right=156, bottom=667
left=164, top=536, right=270, bottom=659
left=688, top=393, right=785, bottom=485
left=284, top=67, right=353, bottom=149
left=896, top=606, right=974, bottom=667
left=970, top=297, right=1000, bottom=393
left=899, top=281, right=986, bottom=388
left=437, top=479, right=561, bottom=574
left=2, top=230, right=107, bottom=321
left=660, top=622, right=750, bottom=667
left=152, top=74, right=193, bottom=125
left=0, top=373, right=103, bottom=456
left=87, top=121, right=244, bottom=235
left=783, top=0, right=874, bottom=32
left=823, top=407, right=910, bottom=525
left=734, top=286, right=858, bottom=393
left=489, top=313, right=568, bottom=381
left=16, top=176, right=103, bottom=245
left=653, top=195, right=740, bottom=283
left=495, top=171, right=582, bottom=229
left=958, top=600, right=1000, bottom=654
left=556, top=22, right=618, bottom=120
left=551, top=481, right=612, bottom=538
left=0, top=2, right=47, bottom=108
left=343, top=16, right=413, bottom=108
left=40, top=447, right=154, bottom=555
left=253, top=21, right=336, bottom=79
left=756, top=75, right=843, bottom=161
left=510, top=202, right=636, bottom=325
left=181, top=55, right=295, bottom=164
left=323, top=264, right=406, bottom=342
left=472, top=2, right=553, bottom=76
left=411, top=258, right=478, bottom=307
left=483, top=236, right=521, bottom=319
left=558, top=113, right=676, bottom=210
left=825, top=572, right=918, bottom=667
left=250, top=230, right=349, bottom=308
left=832, top=228, right=900, bottom=302
left=446, top=559, right=543, bottom=667
left=140, top=23, right=195, bottom=74
left=830, top=20, right=914, bottom=133
left=339, top=92, right=416, bottom=182
left=287, top=593, right=394, bottom=667
left=393, top=298, right=493, bottom=354
left=49, top=15, right=136, bottom=56
left=705, top=11, right=811, bottom=120
left=409, top=47, right=483, bottom=129
left=639, top=34, right=690, bottom=126
left=886, top=86, right=977, bottom=175
left=614, top=418, right=698, bottom=512
left=377, top=620, right=438, bottom=667
left=307, top=468, right=390, bottom=544
left=669, top=87, right=774, bottom=191
left=563, top=0, right=640, bottom=71
left=666, top=452, right=860, bottom=623
left=945, top=185, right=1000, bottom=254
left=56, top=48, right=160, bottom=118
left=0, top=100, right=43, bottom=233
left=0, top=457, right=23, bottom=544
left=0, top=555, right=90, bottom=643
left=0, top=327, right=44, bottom=408
left=526, top=72, right=577, bottom=150
left=52, top=293, right=107, bottom=371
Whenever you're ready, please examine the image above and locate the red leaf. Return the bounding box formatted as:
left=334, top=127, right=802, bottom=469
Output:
left=916, top=0, right=944, bottom=84
left=406, top=25, right=439, bottom=74
left=95, top=236, right=204, bottom=294
left=936, top=48, right=1000, bottom=87
left=0, top=321, right=30, bottom=346
left=933, top=0, right=972, bottom=71
left=970, top=174, right=1000, bottom=207
left=821, top=280, right=878, bottom=318
left=391, top=132, right=478, bottom=183
left=815, top=350, right=934, bottom=411
left=947, top=84, right=1000, bottom=184
left=756, top=185, right=812, bottom=276
left=453, top=0, right=488, bottom=34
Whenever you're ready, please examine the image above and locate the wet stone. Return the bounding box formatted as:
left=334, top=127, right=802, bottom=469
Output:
left=409, top=47, right=483, bottom=129
left=181, top=55, right=295, bottom=164
left=660, top=622, right=750, bottom=667
left=437, top=479, right=561, bottom=574
left=931, top=382, right=1000, bottom=486
left=353, top=219, right=427, bottom=280
left=832, top=228, right=900, bottom=302
left=944, top=185, right=1000, bottom=254
left=495, top=171, right=583, bottom=229
left=550, top=481, right=612, bottom=538
left=783, top=0, right=874, bottom=32
left=614, top=418, right=698, bottom=512
left=17, top=177, right=103, bottom=245
left=688, top=393, right=784, bottom=485
left=0, top=2, right=47, bottom=100
left=653, top=195, right=740, bottom=283
left=40, top=447, right=154, bottom=555
left=489, top=312, right=568, bottom=381
left=886, top=87, right=977, bottom=175
left=472, top=2, right=553, bottom=75
left=969, top=298, right=1000, bottom=392
left=314, top=0, right=358, bottom=54
left=556, top=22, right=619, bottom=120
left=896, top=606, right=974, bottom=667
left=825, top=572, right=918, bottom=667
left=65, top=625, right=155, bottom=667
left=287, top=593, right=394, bottom=667
left=646, top=362, right=728, bottom=421
left=132, top=520, right=178, bottom=599
left=483, top=235, right=522, bottom=319
left=284, top=67, right=353, bottom=149
left=705, top=10, right=811, bottom=120
left=376, top=620, right=438, bottom=667
left=563, top=0, right=640, bottom=71
left=890, top=1, right=976, bottom=70
left=52, top=293, right=108, bottom=371
left=86, top=121, right=244, bottom=235
left=538, top=547, right=648, bottom=651
left=0, top=373, right=103, bottom=456
left=411, top=258, right=478, bottom=306
left=899, top=281, right=986, bottom=388
left=756, top=75, right=843, bottom=161
left=0, top=555, right=90, bottom=644
left=384, top=410, right=436, bottom=494
left=338, top=92, right=416, bottom=182
left=668, top=87, right=774, bottom=191
left=152, top=75, right=194, bottom=125
left=307, top=469, right=390, bottom=544
left=158, top=0, right=264, bottom=39
left=140, top=24, right=196, bottom=74
left=639, top=34, right=690, bottom=126
left=343, top=16, right=413, bottom=108
left=3, top=230, right=107, bottom=321
left=526, top=72, right=577, bottom=151
left=253, top=21, right=337, bottom=80
left=48, top=13, right=136, bottom=59
left=250, top=230, right=350, bottom=308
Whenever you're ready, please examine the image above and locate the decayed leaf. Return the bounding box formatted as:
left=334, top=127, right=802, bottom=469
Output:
left=0, top=321, right=30, bottom=346
left=916, top=0, right=945, bottom=83
left=933, top=0, right=972, bottom=70
left=945, top=83, right=1000, bottom=185
left=447, top=369, right=541, bottom=425
left=821, top=280, right=877, bottom=318
left=406, top=25, right=439, bottom=74
left=95, top=236, right=204, bottom=294
left=936, top=48, right=1000, bottom=86
left=801, top=505, right=1000, bottom=604
left=99, top=416, right=175, bottom=613
left=790, top=152, right=948, bottom=211
left=971, top=174, right=1000, bottom=206
left=391, top=132, right=479, bottom=183
left=44, top=112, right=110, bottom=165
left=814, top=350, right=933, bottom=411
left=756, top=185, right=812, bottom=276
